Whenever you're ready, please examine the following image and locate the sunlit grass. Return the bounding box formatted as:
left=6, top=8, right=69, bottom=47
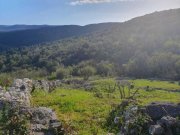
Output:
left=31, top=78, right=180, bottom=134
left=31, top=89, right=120, bottom=134
left=132, top=79, right=180, bottom=90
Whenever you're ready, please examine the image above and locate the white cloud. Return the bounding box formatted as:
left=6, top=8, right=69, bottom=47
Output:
left=70, top=0, right=137, bottom=5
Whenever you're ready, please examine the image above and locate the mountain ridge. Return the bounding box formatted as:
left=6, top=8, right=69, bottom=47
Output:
left=0, top=8, right=180, bottom=48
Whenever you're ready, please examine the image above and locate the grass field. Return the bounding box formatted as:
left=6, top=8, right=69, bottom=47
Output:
left=132, top=79, right=180, bottom=90
left=31, top=78, right=180, bottom=134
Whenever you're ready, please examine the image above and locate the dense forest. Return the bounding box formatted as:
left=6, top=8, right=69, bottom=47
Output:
left=0, top=8, right=180, bottom=80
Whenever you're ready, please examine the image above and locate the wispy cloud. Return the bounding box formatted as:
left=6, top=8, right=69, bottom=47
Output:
left=70, top=0, right=137, bottom=5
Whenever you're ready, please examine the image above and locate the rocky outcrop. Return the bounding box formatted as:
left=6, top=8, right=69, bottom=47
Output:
left=62, top=79, right=94, bottom=90
left=113, top=100, right=180, bottom=135
left=117, top=104, right=152, bottom=135
left=33, top=80, right=62, bottom=93
left=146, top=102, right=180, bottom=120
left=149, top=116, right=180, bottom=135
left=0, top=78, right=33, bottom=106
left=146, top=102, right=180, bottom=135
left=0, top=78, right=64, bottom=135
left=30, top=107, right=64, bottom=135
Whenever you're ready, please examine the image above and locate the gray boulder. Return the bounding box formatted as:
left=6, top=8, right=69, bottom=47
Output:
left=33, top=80, right=61, bottom=92
left=157, top=116, right=177, bottom=127
left=0, top=86, right=4, bottom=91
left=149, top=125, right=164, bottom=135
left=0, top=78, right=64, bottom=135
left=30, top=107, right=64, bottom=135
left=149, top=116, right=180, bottom=135
left=146, top=102, right=180, bottom=120
left=31, top=107, right=57, bottom=125
left=33, top=80, right=50, bottom=92
left=13, top=78, right=33, bottom=92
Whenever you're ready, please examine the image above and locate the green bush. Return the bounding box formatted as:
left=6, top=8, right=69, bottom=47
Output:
left=97, top=61, right=114, bottom=76
left=79, top=66, right=96, bottom=80
left=106, top=100, right=151, bottom=134
left=178, top=81, right=180, bottom=86
left=94, top=92, right=103, bottom=98
left=0, top=103, right=30, bottom=135
left=0, top=75, right=12, bottom=88
left=56, top=68, right=69, bottom=80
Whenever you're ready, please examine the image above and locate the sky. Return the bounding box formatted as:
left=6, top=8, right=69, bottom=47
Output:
left=0, top=0, right=180, bottom=25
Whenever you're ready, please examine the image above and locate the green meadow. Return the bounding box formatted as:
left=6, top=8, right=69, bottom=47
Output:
left=31, top=78, right=180, bottom=134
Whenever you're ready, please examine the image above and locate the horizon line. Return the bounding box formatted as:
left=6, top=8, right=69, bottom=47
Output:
left=0, top=8, right=179, bottom=26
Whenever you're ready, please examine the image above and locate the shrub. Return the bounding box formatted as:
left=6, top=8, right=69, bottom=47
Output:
left=94, top=92, right=103, bottom=98
left=97, top=61, right=114, bottom=76
left=79, top=66, right=96, bottom=80
left=0, top=103, right=30, bottom=135
left=56, top=68, right=69, bottom=80
left=0, top=76, right=12, bottom=88
left=169, top=81, right=175, bottom=84
left=106, top=100, right=151, bottom=134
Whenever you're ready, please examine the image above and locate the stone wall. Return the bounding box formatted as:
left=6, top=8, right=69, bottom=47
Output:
left=0, top=78, right=64, bottom=135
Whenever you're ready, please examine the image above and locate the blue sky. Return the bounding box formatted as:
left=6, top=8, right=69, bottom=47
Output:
left=0, top=0, right=180, bottom=25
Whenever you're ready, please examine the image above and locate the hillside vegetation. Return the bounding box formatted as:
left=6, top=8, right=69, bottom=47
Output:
left=0, top=9, right=180, bottom=80
left=0, top=8, right=180, bottom=135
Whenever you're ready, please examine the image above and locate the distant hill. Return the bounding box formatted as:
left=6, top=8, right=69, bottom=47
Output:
left=0, top=25, right=50, bottom=32
left=0, top=8, right=180, bottom=79
left=0, top=23, right=119, bottom=48
left=0, top=8, right=180, bottom=49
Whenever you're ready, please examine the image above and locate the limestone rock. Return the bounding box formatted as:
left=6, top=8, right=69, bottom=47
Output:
left=30, top=107, right=64, bottom=135
left=149, top=125, right=164, bottom=135
left=33, top=80, right=50, bottom=92
left=146, top=102, right=180, bottom=120
left=149, top=116, right=180, bottom=135
left=0, top=86, right=4, bottom=91
left=0, top=78, right=64, bottom=135
left=31, top=107, right=56, bottom=125
left=33, top=80, right=61, bottom=92
left=157, top=116, right=177, bottom=127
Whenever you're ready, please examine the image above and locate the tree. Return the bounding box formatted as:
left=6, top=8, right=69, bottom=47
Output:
left=56, top=68, right=69, bottom=80
left=79, top=66, right=96, bottom=80
left=97, top=61, right=114, bottom=76
left=46, top=61, right=58, bottom=74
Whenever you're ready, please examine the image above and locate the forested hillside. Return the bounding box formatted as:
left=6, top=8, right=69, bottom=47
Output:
left=0, top=8, right=180, bottom=80
left=0, top=23, right=118, bottom=48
